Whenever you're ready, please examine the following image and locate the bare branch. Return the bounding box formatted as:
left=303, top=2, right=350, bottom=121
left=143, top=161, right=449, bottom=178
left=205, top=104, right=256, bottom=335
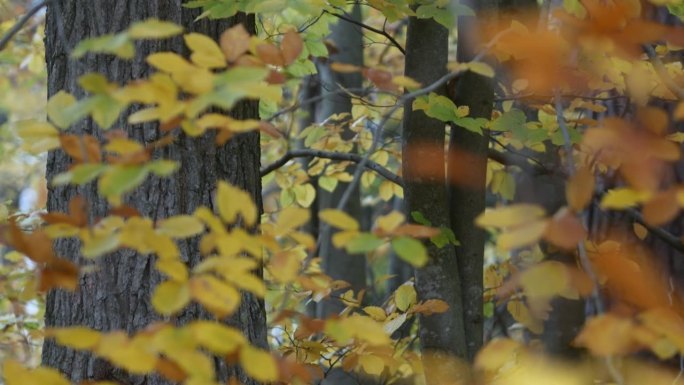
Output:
left=260, top=149, right=403, bottom=186
left=0, top=1, right=48, bottom=52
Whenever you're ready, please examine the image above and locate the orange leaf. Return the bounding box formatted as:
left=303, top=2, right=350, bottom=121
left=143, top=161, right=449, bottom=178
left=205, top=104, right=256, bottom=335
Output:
left=220, top=24, right=251, bottom=62
left=642, top=188, right=679, bottom=226
left=566, top=167, right=595, bottom=212
left=543, top=208, right=586, bottom=249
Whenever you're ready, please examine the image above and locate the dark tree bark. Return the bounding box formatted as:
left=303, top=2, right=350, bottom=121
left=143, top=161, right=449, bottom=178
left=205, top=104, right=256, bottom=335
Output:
left=402, top=14, right=468, bottom=366
left=447, top=0, right=495, bottom=361
left=42, top=2, right=266, bottom=384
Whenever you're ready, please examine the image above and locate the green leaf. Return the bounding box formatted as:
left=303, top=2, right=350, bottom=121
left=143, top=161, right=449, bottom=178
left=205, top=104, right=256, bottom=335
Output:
left=72, top=33, right=134, bottom=59
left=98, top=165, right=149, bottom=199
left=411, top=211, right=431, bottom=226
left=491, top=109, right=526, bottom=132
left=146, top=160, right=179, bottom=176
left=467, top=62, right=495, bottom=78
left=454, top=117, right=488, bottom=134
left=431, top=227, right=460, bottom=248
left=346, top=233, right=385, bottom=254
left=71, top=163, right=107, bottom=185
left=391, top=236, right=428, bottom=267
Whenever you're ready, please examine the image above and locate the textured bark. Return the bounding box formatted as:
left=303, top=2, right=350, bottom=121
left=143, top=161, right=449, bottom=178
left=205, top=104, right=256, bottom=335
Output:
left=447, top=0, right=494, bottom=361
left=315, top=5, right=366, bottom=319
left=402, top=15, right=467, bottom=364
left=42, top=2, right=266, bottom=384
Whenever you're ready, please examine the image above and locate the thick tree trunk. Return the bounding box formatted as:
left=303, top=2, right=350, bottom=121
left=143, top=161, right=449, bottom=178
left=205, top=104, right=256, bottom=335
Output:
left=42, top=2, right=266, bottom=384
left=315, top=5, right=366, bottom=319
left=402, top=14, right=468, bottom=366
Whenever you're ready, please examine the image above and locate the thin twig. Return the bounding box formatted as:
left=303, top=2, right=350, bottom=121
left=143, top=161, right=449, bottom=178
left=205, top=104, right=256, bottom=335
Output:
left=555, top=93, right=605, bottom=314
left=644, top=44, right=684, bottom=100
left=260, top=149, right=403, bottom=186
left=0, top=0, right=48, bottom=52
left=325, top=9, right=405, bottom=55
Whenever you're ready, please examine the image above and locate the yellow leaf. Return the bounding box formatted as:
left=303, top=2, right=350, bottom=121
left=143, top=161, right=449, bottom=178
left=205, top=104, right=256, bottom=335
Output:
left=391, top=75, right=421, bottom=89
left=104, top=138, right=144, bottom=155
left=17, top=120, right=61, bottom=154
left=466, top=62, right=495, bottom=78
left=600, top=188, right=649, bottom=209
left=633, top=222, right=648, bottom=240
left=47, top=327, right=101, bottom=350
left=497, top=219, right=548, bottom=250
left=190, top=321, right=246, bottom=355
left=508, top=299, right=543, bottom=333
left=566, top=167, right=595, bottom=212
left=363, top=306, right=387, bottom=321
left=216, top=181, right=257, bottom=226
left=3, top=360, right=70, bottom=385
left=476, top=204, right=546, bottom=229
left=152, top=280, right=190, bottom=315
left=519, top=261, right=570, bottom=298
left=394, top=284, right=417, bottom=312
left=157, top=215, right=205, bottom=238
left=47, top=91, right=77, bottom=129
left=97, top=332, right=158, bottom=374
left=275, top=206, right=310, bottom=234
left=190, top=275, right=240, bottom=317
left=358, top=354, right=385, bottom=376
left=128, top=19, right=183, bottom=39
left=293, top=183, right=316, bottom=207
left=474, top=338, right=523, bottom=372
left=319, top=209, right=359, bottom=231
left=332, top=230, right=360, bottom=248
left=147, top=52, right=194, bottom=74
left=375, top=211, right=405, bottom=233
left=240, top=345, right=278, bottom=382
left=156, top=259, right=189, bottom=282
left=184, top=33, right=227, bottom=69
left=226, top=271, right=266, bottom=297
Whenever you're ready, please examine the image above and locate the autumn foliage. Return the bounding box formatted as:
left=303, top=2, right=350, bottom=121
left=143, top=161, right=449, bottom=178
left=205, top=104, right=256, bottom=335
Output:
left=2, top=0, right=684, bottom=385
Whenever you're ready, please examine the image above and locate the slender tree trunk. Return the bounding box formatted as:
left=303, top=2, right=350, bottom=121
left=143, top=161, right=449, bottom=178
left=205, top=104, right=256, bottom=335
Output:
left=42, top=2, right=266, bottom=384
left=315, top=5, right=366, bottom=319
left=402, top=13, right=468, bottom=368
left=447, top=0, right=495, bottom=361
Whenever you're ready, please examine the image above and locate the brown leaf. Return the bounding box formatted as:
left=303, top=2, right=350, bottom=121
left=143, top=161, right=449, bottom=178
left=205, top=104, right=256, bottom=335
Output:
left=256, top=43, right=285, bottom=67
left=281, top=30, right=303, bottom=65
left=60, top=134, right=102, bottom=163
left=40, top=258, right=79, bottom=292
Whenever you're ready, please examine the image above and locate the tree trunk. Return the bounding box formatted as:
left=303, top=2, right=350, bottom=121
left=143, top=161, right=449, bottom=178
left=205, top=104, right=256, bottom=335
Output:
left=447, top=0, right=495, bottom=361
left=315, top=5, right=366, bottom=319
left=42, top=2, right=266, bottom=384
left=402, top=13, right=468, bottom=368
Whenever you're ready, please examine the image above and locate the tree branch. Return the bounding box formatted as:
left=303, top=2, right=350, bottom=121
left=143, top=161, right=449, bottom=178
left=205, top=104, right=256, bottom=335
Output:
left=260, top=149, right=403, bottom=186
left=644, top=44, right=684, bottom=100
left=0, top=1, right=48, bottom=52
left=325, top=9, right=405, bottom=55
